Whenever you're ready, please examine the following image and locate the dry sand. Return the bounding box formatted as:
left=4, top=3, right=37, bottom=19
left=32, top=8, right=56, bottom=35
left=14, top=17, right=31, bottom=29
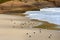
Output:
left=0, top=28, right=60, bottom=40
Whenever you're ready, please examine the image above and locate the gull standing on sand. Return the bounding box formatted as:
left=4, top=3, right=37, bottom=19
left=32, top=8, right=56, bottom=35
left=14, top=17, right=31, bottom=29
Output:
left=29, top=35, right=31, bottom=38
left=48, top=34, right=52, bottom=39
left=39, top=28, right=41, bottom=33
left=26, top=33, right=28, bottom=35
left=33, top=32, right=36, bottom=34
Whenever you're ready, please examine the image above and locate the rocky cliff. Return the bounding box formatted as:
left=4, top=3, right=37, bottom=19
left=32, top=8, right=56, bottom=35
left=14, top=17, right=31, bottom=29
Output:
left=0, top=0, right=60, bottom=13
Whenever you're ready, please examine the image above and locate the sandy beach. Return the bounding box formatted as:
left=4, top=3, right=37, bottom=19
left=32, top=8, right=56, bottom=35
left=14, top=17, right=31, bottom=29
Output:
left=0, top=28, right=60, bottom=40
left=0, top=14, right=42, bottom=28
left=0, top=14, right=60, bottom=40
left=0, top=0, right=60, bottom=40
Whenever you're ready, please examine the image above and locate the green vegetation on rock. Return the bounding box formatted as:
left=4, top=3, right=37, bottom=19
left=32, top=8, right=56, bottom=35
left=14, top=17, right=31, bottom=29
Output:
left=0, top=0, right=10, bottom=3
left=32, top=19, right=60, bottom=30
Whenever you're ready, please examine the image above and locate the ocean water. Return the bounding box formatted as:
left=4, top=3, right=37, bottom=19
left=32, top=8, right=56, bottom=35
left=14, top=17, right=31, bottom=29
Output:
left=40, top=8, right=60, bottom=12
left=25, top=10, right=60, bottom=25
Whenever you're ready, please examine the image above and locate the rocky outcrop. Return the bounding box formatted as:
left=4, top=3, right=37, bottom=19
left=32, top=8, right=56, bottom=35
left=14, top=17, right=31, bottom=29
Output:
left=0, top=1, right=39, bottom=13
left=54, top=0, right=60, bottom=7
left=32, top=1, right=55, bottom=9
left=32, top=19, right=59, bottom=30
left=21, top=0, right=60, bottom=7
left=0, top=0, right=60, bottom=13
left=44, top=0, right=60, bottom=7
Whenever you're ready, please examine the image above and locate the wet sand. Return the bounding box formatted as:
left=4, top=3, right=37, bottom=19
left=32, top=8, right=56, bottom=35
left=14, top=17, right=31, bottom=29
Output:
left=0, top=14, right=42, bottom=28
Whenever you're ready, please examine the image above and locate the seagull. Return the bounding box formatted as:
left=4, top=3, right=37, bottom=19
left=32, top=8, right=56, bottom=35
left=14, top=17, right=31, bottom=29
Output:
left=33, top=32, right=36, bottom=34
